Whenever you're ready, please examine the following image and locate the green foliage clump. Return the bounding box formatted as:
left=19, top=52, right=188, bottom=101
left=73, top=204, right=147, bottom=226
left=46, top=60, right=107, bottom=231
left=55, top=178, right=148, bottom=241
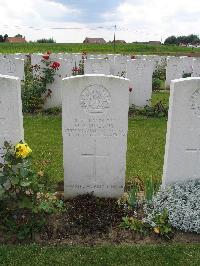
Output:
left=164, top=34, right=200, bottom=45
left=144, top=179, right=200, bottom=234
left=152, top=65, right=166, bottom=91
left=22, top=54, right=60, bottom=113
left=120, top=216, right=148, bottom=234
left=0, top=141, right=64, bottom=240
left=182, top=72, right=192, bottom=78
left=130, top=101, right=168, bottom=118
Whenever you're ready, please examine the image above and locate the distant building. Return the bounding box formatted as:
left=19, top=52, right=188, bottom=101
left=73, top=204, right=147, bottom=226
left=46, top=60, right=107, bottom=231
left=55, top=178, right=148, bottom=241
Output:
left=83, top=37, right=106, bottom=44
left=112, top=40, right=126, bottom=44
left=148, top=41, right=161, bottom=45
left=5, top=37, right=26, bottom=43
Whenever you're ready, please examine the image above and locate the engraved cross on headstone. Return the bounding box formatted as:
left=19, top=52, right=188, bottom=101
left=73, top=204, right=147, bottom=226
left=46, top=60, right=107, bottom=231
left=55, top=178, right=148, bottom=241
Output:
left=81, top=139, right=109, bottom=182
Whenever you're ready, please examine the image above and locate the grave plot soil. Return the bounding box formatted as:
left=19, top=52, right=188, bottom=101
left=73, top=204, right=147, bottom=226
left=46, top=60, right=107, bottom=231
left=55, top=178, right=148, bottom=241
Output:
left=1, top=193, right=199, bottom=245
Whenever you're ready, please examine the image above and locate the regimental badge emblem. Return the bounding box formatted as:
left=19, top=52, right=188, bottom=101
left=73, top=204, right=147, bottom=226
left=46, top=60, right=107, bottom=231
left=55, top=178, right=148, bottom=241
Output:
left=80, top=84, right=111, bottom=114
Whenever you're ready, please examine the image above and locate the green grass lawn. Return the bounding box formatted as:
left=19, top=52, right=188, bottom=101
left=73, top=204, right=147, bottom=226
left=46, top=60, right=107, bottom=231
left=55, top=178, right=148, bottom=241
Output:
left=24, top=92, right=169, bottom=188
left=1, top=244, right=200, bottom=266
left=3, top=91, right=200, bottom=265
left=0, top=42, right=200, bottom=56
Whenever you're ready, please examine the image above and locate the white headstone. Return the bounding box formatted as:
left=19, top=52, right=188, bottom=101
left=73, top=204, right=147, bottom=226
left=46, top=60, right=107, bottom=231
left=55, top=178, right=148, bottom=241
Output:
left=127, top=59, right=154, bottom=107
left=0, top=75, right=24, bottom=162
left=84, top=59, right=110, bottom=74
left=113, top=56, right=127, bottom=77
left=192, top=59, right=200, bottom=77
left=31, top=53, right=43, bottom=66
left=166, top=56, right=193, bottom=87
left=163, top=77, right=200, bottom=186
left=62, top=74, right=129, bottom=198
left=0, top=58, right=24, bottom=80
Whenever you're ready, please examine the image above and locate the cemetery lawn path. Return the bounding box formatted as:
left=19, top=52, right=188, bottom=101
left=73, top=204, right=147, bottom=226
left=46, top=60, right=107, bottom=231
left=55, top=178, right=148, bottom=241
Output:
left=0, top=244, right=200, bottom=265
left=24, top=113, right=167, bottom=188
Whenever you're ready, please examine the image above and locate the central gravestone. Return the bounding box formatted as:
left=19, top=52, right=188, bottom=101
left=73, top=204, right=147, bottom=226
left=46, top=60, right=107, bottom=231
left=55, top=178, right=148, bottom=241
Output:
left=62, top=74, right=129, bottom=198
left=163, top=77, right=200, bottom=186
left=0, top=75, right=24, bottom=162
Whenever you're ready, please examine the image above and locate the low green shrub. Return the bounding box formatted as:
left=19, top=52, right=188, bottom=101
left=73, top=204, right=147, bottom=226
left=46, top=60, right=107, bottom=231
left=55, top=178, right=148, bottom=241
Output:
left=144, top=179, right=200, bottom=234
left=129, top=101, right=168, bottom=118
left=22, top=53, right=61, bottom=113
left=0, top=141, right=64, bottom=240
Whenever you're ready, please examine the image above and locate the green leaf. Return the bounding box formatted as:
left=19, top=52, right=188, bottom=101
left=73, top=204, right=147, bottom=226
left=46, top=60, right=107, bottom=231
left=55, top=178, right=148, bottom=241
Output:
left=0, top=186, right=5, bottom=197
left=0, top=175, right=7, bottom=185
left=20, top=180, right=31, bottom=187
left=11, top=176, right=20, bottom=185
left=18, top=197, right=33, bottom=209
left=20, top=167, right=30, bottom=178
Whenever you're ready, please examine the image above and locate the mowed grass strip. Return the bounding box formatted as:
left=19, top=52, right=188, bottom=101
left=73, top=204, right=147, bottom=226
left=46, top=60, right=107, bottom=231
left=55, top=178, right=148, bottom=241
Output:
left=24, top=114, right=167, bottom=187
left=24, top=92, right=169, bottom=186
left=126, top=116, right=167, bottom=184
left=0, top=42, right=200, bottom=56
left=0, top=244, right=200, bottom=266
left=24, top=114, right=63, bottom=186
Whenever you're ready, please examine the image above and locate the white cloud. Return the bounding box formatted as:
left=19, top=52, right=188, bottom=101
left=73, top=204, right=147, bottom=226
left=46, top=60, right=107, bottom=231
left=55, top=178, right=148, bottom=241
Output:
left=0, top=0, right=200, bottom=42
left=0, top=0, right=82, bottom=42
left=102, top=0, right=200, bottom=42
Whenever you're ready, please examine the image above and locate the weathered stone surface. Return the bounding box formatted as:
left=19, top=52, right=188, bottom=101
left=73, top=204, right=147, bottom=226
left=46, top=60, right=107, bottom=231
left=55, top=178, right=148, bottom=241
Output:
left=62, top=74, right=129, bottom=198
left=0, top=58, right=24, bottom=80
left=0, top=75, right=24, bottom=162
left=127, top=59, right=154, bottom=107
left=163, top=77, right=200, bottom=186
left=84, top=59, right=110, bottom=74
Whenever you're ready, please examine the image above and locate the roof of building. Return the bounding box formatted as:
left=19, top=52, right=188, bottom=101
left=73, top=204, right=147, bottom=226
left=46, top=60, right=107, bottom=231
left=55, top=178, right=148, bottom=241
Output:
left=83, top=37, right=106, bottom=43
left=5, top=37, right=26, bottom=43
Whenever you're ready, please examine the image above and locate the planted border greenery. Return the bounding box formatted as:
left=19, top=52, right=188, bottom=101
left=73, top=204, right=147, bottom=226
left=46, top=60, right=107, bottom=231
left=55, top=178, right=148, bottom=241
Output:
left=0, top=141, right=64, bottom=240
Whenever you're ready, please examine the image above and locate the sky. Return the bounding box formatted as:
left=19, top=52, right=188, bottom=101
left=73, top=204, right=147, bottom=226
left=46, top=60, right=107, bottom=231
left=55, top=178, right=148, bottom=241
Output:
left=0, top=0, right=200, bottom=43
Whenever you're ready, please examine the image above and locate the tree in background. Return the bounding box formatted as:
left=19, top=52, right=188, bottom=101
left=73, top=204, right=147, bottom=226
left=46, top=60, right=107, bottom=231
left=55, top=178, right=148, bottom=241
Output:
left=36, top=38, right=56, bottom=43
left=0, top=35, right=4, bottom=42
left=3, top=34, right=8, bottom=42
left=164, top=34, right=200, bottom=45
left=15, top=34, right=23, bottom=38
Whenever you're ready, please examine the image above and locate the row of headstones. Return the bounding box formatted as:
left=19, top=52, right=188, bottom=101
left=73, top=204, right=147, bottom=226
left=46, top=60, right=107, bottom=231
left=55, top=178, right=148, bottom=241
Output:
left=1, top=52, right=200, bottom=109
left=31, top=53, right=157, bottom=108
left=0, top=73, right=199, bottom=198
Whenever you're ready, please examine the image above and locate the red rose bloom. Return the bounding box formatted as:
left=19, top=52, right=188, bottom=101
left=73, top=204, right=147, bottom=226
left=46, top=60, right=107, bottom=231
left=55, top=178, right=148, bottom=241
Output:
left=42, top=54, right=50, bottom=60
left=50, top=61, right=60, bottom=69
left=129, top=87, right=133, bottom=92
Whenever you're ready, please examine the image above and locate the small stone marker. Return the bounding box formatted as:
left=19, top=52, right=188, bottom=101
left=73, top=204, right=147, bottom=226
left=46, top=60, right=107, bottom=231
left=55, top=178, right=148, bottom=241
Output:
left=0, top=75, right=24, bottom=162
left=163, top=77, right=200, bottom=186
left=62, top=74, right=129, bottom=198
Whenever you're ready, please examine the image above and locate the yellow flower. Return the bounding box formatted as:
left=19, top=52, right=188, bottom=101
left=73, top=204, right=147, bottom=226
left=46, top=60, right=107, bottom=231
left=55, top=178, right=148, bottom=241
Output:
left=153, top=227, right=160, bottom=234
left=15, top=143, right=32, bottom=159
